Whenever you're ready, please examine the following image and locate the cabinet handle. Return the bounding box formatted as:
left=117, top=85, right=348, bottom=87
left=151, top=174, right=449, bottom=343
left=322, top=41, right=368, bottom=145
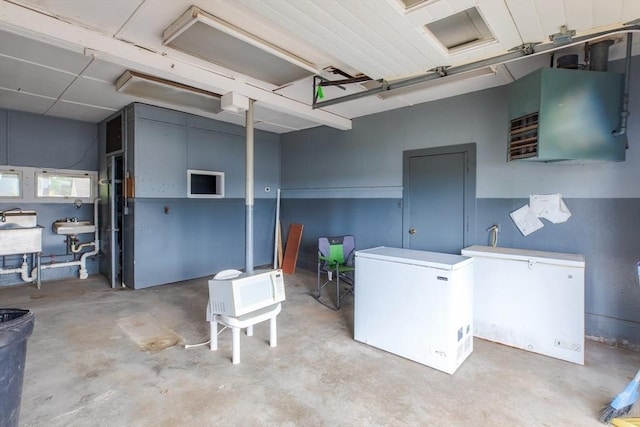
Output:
left=408, top=228, right=417, bottom=235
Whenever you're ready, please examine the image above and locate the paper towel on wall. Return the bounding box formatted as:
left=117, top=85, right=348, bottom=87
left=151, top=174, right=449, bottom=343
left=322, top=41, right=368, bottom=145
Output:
left=529, top=194, right=571, bottom=224
left=510, top=204, right=544, bottom=236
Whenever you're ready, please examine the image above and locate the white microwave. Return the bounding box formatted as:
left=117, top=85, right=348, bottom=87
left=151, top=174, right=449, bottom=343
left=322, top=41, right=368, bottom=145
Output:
left=208, top=269, right=285, bottom=317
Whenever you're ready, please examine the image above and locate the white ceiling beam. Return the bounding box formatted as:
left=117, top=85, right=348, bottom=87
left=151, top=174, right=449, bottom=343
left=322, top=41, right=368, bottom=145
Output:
left=0, top=1, right=351, bottom=130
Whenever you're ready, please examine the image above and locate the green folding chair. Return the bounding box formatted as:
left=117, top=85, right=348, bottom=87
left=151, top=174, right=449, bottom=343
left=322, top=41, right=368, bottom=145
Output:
left=315, top=235, right=355, bottom=310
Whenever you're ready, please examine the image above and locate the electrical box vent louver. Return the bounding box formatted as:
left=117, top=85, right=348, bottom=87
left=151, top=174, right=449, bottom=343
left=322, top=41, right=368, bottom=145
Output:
left=507, top=68, right=626, bottom=162
left=509, top=113, right=539, bottom=160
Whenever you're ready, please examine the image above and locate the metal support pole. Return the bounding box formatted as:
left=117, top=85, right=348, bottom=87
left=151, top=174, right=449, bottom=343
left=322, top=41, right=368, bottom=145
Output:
left=245, top=99, right=254, bottom=274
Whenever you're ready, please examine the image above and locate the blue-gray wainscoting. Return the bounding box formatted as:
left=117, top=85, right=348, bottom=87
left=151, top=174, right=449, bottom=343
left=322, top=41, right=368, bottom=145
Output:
left=125, top=198, right=276, bottom=289
left=281, top=197, right=640, bottom=344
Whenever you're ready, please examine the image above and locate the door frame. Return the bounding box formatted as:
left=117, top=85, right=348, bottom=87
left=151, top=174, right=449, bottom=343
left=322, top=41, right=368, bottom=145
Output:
left=402, top=143, right=476, bottom=250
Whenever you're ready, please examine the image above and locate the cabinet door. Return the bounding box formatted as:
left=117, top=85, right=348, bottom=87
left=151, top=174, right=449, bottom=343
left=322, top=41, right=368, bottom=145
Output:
left=134, top=119, right=187, bottom=198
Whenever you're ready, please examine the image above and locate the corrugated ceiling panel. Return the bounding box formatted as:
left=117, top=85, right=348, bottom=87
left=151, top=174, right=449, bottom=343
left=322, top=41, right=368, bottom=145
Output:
left=246, top=1, right=398, bottom=78
left=447, top=0, right=476, bottom=12
left=593, top=0, right=623, bottom=27
left=364, top=1, right=445, bottom=68
left=533, top=0, right=567, bottom=38
left=281, top=1, right=407, bottom=77
left=330, top=1, right=425, bottom=74
left=424, top=1, right=455, bottom=21
left=564, top=0, right=594, bottom=31
left=506, top=0, right=545, bottom=43
left=621, top=0, right=640, bottom=21
left=476, top=0, right=522, bottom=50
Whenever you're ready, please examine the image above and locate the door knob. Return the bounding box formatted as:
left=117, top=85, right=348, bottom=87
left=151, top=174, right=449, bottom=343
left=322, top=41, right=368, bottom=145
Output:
left=408, top=228, right=417, bottom=235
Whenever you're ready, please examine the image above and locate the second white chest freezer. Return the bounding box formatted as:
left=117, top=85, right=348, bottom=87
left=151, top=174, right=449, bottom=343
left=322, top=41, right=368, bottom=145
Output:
left=461, top=245, right=585, bottom=365
left=354, top=247, right=474, bottom=374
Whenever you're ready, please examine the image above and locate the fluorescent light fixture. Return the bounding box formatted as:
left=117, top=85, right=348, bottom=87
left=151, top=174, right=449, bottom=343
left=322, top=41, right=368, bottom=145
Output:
left=364, top=66, right=496, bottom=99
left=163, top=6, right=318, bottom=87
left=115, top=70, right=222, bottom=114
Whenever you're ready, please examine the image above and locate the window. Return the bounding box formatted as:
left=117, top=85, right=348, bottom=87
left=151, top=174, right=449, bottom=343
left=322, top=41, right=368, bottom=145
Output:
left=0, top=169, right=22, bottom=198
left=36, top=171, right=94, bottom=199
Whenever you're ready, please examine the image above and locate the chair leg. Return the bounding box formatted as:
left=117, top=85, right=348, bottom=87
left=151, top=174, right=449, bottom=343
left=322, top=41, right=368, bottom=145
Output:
left=335, top=268, right=341, bottom=310
left=247, top=325, right=254, bottom=336
left=316, top=261, right=321, bottom=298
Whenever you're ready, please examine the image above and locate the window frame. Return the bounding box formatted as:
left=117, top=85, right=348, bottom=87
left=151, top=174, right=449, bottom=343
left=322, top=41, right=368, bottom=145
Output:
left=0, top=166, right=98, bottom=204
left=35, top=169, right=96, bottom=201
left=0, top=168, right=23, bottom=199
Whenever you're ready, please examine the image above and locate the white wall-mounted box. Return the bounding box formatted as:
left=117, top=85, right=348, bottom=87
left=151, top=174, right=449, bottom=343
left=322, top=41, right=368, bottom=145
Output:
left=187, top=169, right=224, bottom=198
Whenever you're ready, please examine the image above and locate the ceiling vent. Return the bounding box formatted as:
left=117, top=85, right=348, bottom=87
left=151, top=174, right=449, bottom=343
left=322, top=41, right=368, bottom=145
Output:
left=115, top=71, right=222, bottom=114
left=425, top=7, right=495, bottom=54
left=398, top=0, right=435, bottom=11
left=163, top=6, right=318, bottom=87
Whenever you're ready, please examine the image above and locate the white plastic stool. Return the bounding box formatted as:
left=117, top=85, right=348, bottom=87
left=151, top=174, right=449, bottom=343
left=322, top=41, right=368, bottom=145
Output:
left=209, top=302, right=281, bottom=364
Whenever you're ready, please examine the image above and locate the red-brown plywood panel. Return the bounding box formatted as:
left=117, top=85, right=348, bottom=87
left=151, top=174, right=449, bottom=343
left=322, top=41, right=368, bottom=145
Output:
left=282, top=223, right=304, bottom=274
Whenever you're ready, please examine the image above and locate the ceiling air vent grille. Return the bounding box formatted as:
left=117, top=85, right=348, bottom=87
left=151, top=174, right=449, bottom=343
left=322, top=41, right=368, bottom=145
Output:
left=509, top=113, right=539, bottom=161
left=425, top=7, right=495, bottom=54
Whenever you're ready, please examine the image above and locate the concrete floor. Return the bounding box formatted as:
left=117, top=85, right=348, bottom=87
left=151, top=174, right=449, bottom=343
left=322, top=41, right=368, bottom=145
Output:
left=2, top=270, right=639, bottom=427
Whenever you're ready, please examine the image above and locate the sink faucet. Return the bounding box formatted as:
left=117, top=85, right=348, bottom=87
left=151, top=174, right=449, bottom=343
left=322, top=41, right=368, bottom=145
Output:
left=0, top=208, right=22, bottom=222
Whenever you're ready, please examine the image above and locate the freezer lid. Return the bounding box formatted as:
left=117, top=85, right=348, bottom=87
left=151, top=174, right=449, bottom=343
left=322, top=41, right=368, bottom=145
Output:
left=355, top=246, right=473, bottom=270
left=461, top=245, right=585, bottom=268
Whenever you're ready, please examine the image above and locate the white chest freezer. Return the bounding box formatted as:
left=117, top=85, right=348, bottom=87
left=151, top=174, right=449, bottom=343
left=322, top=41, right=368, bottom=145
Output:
left=354, top=247, right=474, bottom=374
left=461, top=245, right=585, bottom=365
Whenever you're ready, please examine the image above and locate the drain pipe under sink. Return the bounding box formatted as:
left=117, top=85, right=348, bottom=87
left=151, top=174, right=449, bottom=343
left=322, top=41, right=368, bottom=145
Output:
left=21, top=198, right=100, bottom=282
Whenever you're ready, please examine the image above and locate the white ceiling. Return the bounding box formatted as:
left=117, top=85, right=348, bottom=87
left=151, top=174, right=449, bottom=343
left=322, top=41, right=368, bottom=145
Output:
left=1, top=0, right=639, bottom=133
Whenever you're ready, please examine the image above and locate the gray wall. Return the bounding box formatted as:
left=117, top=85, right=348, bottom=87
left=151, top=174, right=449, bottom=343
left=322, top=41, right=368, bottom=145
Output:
left=0, top=109, right=99, bottom=285
left=117, top=104, right=280, bottom=288
left=280, top=57, right=640, bottom=345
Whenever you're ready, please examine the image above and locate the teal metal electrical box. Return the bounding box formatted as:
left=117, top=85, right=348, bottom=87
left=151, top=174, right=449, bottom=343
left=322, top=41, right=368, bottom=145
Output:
left=508, top=67, right=627, bottom=162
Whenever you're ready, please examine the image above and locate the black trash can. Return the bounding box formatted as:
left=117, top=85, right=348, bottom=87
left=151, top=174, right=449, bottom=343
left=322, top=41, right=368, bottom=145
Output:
left=0, top=309, right=35, bottom=427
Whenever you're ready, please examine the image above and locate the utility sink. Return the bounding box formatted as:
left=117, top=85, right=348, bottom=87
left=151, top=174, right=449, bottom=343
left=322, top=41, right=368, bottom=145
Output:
left=53, top=220, right=96, bottom=235
left=0, top=211, right=42, bottom=256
